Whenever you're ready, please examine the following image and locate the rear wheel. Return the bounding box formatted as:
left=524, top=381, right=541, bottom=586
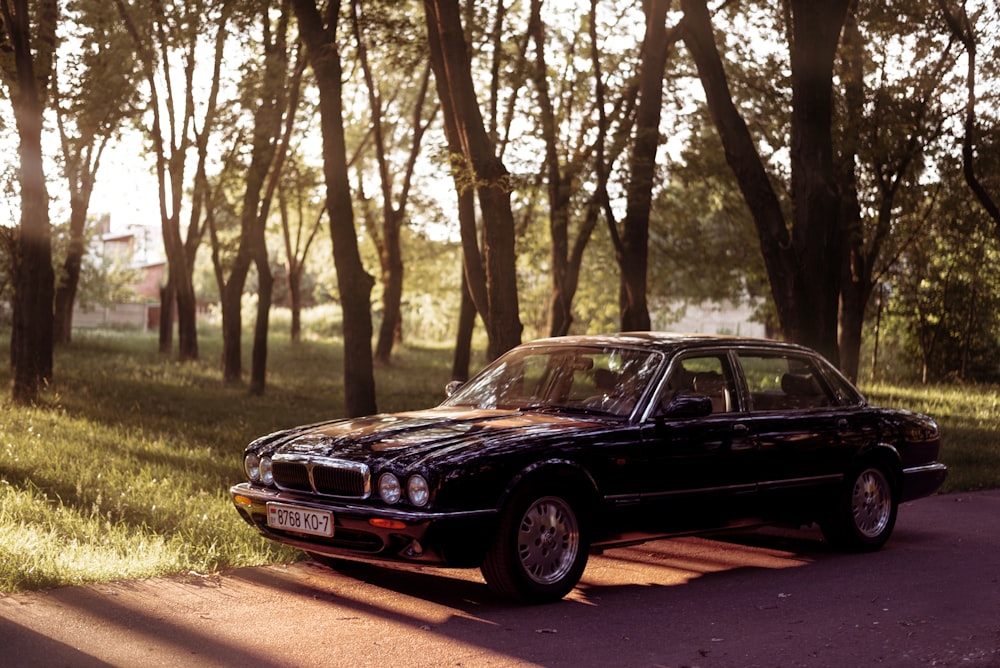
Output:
left=821, top=465, right=897, bottom=552
left=481, top=483, right=589, bottom=603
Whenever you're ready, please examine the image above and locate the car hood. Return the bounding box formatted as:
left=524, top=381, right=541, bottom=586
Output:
left=249, top=407, right=611, bottom=469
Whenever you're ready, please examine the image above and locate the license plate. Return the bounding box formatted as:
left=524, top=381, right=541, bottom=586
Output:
left=266, top=503, right=334, bottom=537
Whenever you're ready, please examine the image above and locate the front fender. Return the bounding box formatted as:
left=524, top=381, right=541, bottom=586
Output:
left=497, top=458, right=602, bottom=512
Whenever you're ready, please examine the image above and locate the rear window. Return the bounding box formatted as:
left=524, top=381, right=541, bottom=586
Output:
left=737, top=353, right=837, bottom=412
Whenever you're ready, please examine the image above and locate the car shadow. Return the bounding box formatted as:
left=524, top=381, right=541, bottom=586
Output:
left=295, top=524, right=831, bottom=610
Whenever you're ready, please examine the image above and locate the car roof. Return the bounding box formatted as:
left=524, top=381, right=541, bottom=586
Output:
left=521, top=331, right=818, bottom=356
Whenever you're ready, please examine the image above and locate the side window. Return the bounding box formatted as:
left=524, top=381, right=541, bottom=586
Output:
left=657, top=355, right=736, bottom=415
left=738, top=353, right=835, bottom=412
left=575, top=350, right=663, bottom=417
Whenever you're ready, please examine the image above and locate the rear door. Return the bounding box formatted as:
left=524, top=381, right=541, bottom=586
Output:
left=734, top=349, right=863, bottom=516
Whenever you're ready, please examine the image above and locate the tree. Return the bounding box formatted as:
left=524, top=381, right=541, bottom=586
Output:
left=275, top=104, right=322, bottom=344
left=292, top=0, right=377, bottom=417
left=887, top=177, right=1000, bottom=383
left=115, top=0, right=222, bottom=361
left=216, top=0, right=292, bottom=394
left=424, top=0, right=522, bottom=361
left=834, top=2, right=958, bottom=380
left=525, top=0, right=619, bottom=337
left=610, top=0, right=674, bottom=331
left=1, top=0, right=58, bottom=404
left=938, top=0, right=1000, bottom=231
left=52, top=0, right=139, bottom=345
left=680, top=0, right=849, bottom=363
left=652, top=122, right=771, bottom=323
left=351, top=0, right=437, bottom=365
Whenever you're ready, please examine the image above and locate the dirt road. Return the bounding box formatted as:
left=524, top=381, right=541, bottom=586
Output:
left=2, top=490, right=999, bottom=667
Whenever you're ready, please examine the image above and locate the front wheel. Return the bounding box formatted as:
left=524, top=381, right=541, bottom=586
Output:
left=821, top=465, right=897, bottom=552
left=480, top=484, right=589, bottom=603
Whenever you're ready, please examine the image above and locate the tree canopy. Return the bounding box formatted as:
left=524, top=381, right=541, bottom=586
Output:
left=2, top=0, right=999, bottom=408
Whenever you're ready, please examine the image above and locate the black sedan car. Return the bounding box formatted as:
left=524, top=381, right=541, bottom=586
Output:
left=230, top=333, right=947, bottom=602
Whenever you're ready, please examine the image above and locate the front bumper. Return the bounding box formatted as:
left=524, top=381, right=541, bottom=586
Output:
left=230, top=483, right=497, bottom=568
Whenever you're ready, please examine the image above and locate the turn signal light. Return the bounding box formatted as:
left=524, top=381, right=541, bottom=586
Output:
left=233, top=494, right=253, bottom=506
left=369, top=518, right=406, bottom=530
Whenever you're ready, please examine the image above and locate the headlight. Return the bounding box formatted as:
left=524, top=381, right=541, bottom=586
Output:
left=379, top=472, right=401, bottom=504
left=407, top=475, right=430, bottom=507
left=245, top=453, right=261, bottom=482
left=260, top=457, right=274, bottom=486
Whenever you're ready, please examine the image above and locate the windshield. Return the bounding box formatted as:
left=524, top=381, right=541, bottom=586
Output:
left=442, top=344, right=664, bottom=418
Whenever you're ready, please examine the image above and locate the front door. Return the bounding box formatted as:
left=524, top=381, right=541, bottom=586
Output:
left=638, top=352, right=759, bottom=533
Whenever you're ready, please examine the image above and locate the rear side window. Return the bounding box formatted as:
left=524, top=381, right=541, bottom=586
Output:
left=737, top=353, right=836, bottom=412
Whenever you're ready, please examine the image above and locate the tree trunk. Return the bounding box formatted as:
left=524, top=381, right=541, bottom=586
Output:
left=425, top=0, right=521, bottom=361
left=250, top=259, right=274, bottom=395
left=617, top=0, right=670, bottom=333
left=451, top=185, right=479, bottom=382
left=835, top=5, right=866, bottom=382
left=220, top=258, right=249, bottom=384
left=294, top=0, right=377, bottom=417
left=10, top=130, right=55, bottom=403
left=353, top=3, right=434, bottom=365
left=162, top=208, right=199, bottom=361
left=452, top=269, right=477, bottom=383
left=681, top=0, right=847, bottom=362
left=786, top=0, right=848, bottom=363
left=4, top=0, right=57, bottom=404
left=114, top=0, right=207, bottom=363
left=275, top=56, right=313, bottom=345
left=529, top=0, right=571, bottom=338
left=279, top=193, right=323, bottom=345
left=158, top=282, right=174, bottom=355
left=215, top=1, right=290, bottom=391
left=288, top=261, right=303, bottom=342
left=53, top=196, right=87, bottom=345
left=838, top=272, right=866, bottom=383
left=374, top=208, right=404, bottom=365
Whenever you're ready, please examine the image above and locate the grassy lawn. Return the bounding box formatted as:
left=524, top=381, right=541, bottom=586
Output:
left=1, top=328, right=997, bottom=593
left=0, top=328, right=458, bottom=592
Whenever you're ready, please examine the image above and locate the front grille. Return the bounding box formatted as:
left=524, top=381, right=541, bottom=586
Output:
left=313, top=466, right=367, bottom=497
left=271, top=455, right=371, bottom=499
left=273, top=462, right=311, bottom=491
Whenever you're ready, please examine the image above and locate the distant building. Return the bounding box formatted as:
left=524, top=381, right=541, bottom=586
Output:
left=654, top=299, right=767, bottom=339
left=72, top=221, right=165, bottom=331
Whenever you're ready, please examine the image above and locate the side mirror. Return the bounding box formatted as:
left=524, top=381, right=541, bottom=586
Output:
left=660, top=394, right=713, bottom=419
left=445, top=380, right=464, bottom=397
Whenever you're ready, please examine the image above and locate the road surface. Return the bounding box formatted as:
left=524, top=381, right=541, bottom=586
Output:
left=2, top=490, right=998, bottom=667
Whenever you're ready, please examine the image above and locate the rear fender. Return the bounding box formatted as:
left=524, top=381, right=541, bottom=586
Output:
left=853, top=443, right=903, bottom=500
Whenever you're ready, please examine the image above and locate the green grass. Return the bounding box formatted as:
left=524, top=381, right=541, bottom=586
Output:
left=0, top=328, right=458, bottom=592
left=0, top=328, right=996, bottom=593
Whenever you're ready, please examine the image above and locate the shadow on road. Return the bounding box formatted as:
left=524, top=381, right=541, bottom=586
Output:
left=3, top=492, right=999, bottom=667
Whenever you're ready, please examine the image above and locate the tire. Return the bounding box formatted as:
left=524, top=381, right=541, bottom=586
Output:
left=821, top=465, right=898, bottom=552
left=480, top=483, right=589, bottom=603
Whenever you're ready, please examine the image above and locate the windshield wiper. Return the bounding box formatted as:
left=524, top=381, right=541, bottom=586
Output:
left=518, top=403, right=615, bottom=417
